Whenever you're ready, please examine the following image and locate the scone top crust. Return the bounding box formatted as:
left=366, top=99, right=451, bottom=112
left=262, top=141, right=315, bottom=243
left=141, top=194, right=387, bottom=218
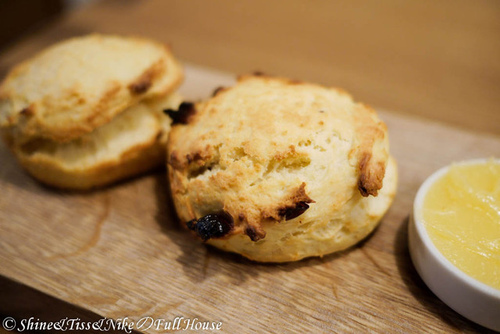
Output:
left=0, top=34, right=183, bottom=142
left=168, top=74, right=389, bottom=241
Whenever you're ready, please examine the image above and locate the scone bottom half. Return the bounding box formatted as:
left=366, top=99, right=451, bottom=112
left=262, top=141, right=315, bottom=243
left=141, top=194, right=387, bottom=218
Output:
left=167, top=74, right=398, bottom=263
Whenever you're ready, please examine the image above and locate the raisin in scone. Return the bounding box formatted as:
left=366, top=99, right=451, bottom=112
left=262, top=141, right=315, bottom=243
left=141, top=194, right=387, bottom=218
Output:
left=0, top=34, right=183, bottom=189
left=167, top=74, right=397, bottom=262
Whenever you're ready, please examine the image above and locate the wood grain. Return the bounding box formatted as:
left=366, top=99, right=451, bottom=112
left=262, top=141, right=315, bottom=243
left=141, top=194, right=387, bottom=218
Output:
left=0, top=0, right=498, bottom=134
left=1, top=64, right=499, bottom=333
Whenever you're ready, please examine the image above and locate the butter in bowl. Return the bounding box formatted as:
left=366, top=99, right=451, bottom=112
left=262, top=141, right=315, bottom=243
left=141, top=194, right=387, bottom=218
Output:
left=409, top=158, right=500, bottom=331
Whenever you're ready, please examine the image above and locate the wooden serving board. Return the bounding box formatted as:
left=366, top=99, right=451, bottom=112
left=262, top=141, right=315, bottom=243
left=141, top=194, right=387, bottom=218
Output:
left=0, top=64, right=499, bottom=334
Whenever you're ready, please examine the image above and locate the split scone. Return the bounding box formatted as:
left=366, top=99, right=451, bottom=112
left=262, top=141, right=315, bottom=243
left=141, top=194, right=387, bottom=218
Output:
left=167, top=74, right=397, bottom=262
left=0, top=34, right=183, bottom=189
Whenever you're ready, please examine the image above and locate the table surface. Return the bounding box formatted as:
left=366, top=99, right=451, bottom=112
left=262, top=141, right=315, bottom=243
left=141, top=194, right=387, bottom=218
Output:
left=0, top=1, right=499, bottom=334
left=0, top=0, right=499, bottom=135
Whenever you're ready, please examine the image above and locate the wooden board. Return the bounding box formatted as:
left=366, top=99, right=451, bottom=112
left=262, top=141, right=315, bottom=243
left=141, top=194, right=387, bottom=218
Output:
left=1, top=64, right=499, bottom=333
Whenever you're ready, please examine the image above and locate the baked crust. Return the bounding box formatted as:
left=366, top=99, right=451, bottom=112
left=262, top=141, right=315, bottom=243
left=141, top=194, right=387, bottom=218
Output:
left=0, top=34, right=183, bottom=143
left=167, top=74, right=397, bottom=261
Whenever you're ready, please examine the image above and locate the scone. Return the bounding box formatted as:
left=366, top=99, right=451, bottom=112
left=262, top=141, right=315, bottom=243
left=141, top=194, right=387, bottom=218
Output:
left=0, top=34, right=183, bottom=189
left=167, top=74, right=397, bottom=262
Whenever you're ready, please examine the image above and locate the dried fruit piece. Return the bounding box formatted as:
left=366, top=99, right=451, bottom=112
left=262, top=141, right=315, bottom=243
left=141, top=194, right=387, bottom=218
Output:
left=186, top=211, right=234, bottom=241
left=245, top=226, right=263, bottom=242
left=279, top=201, right=310, bottom=221
left=164, top=102, right=196, bottom=125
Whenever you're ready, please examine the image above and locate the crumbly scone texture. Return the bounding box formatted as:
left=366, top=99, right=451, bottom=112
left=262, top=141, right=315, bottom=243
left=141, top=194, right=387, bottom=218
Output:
left=2, top=93, right=182, bottom=190
left=0, top=34, right=183, bottom=143
left=208, top=157, right=397, bottom=262
left=167, top=74, right=397, bottom=262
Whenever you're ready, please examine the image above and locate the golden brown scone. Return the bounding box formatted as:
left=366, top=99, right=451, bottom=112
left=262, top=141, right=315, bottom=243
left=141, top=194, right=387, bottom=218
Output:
left=0, top=34, right=183, bottom=142
left=167, top=74, right=397, bottom=262
left=0, top=34, right=183, bottom=189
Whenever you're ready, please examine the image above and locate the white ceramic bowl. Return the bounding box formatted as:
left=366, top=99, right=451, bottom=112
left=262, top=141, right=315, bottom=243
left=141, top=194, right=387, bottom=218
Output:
left=408, top=159, right=500, bottom=332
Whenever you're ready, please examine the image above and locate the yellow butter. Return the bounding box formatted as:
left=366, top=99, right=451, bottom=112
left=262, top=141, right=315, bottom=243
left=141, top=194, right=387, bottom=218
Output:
left=423, top=160, right=500, bottom=290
